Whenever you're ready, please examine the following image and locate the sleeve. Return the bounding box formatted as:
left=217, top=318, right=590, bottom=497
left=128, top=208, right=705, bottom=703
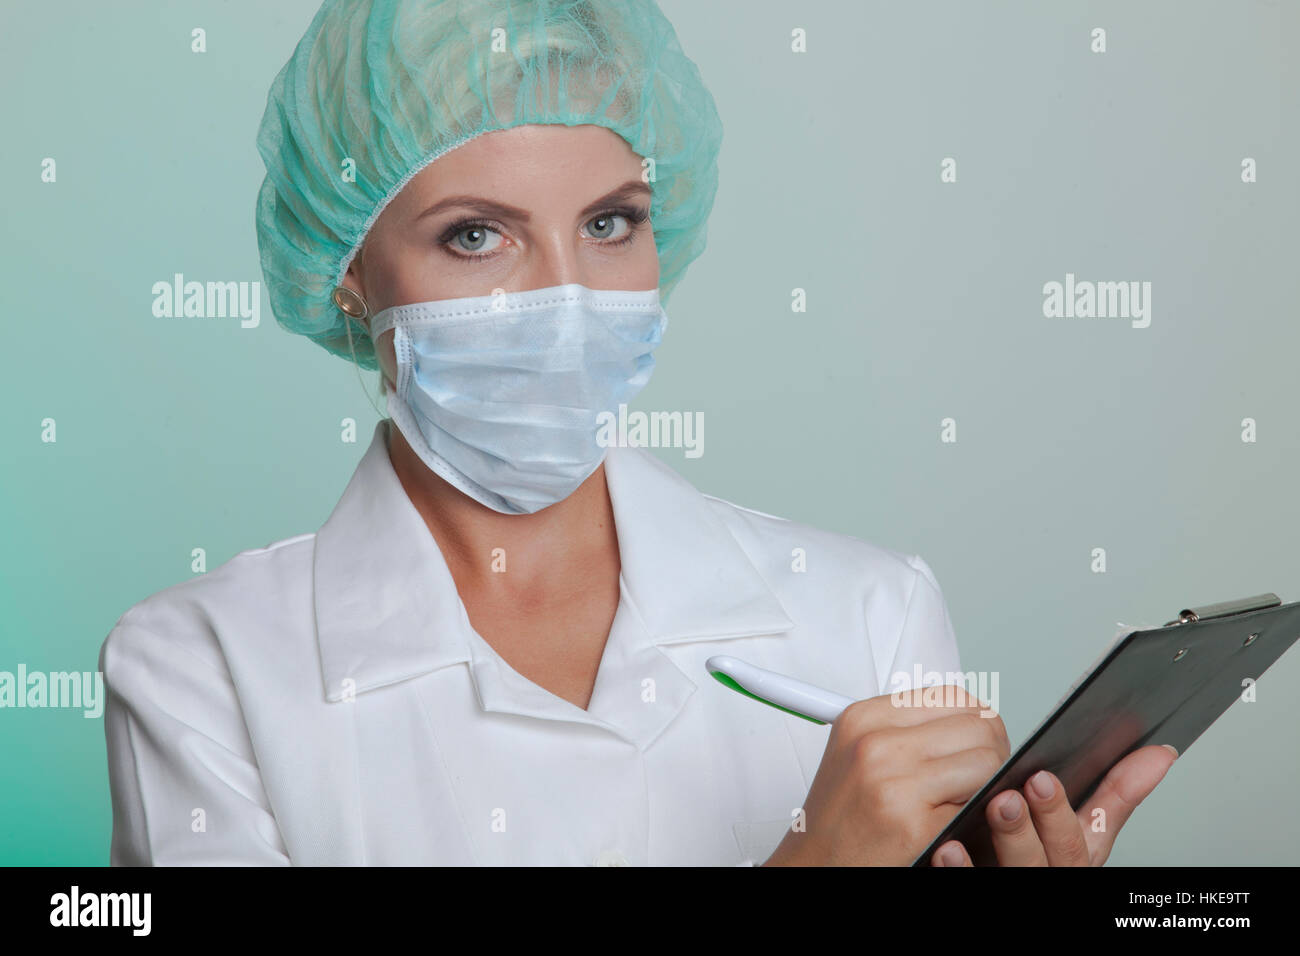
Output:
left=881, top=554, right=963, bottom=695
left=100, top=619, right=291, bottom=866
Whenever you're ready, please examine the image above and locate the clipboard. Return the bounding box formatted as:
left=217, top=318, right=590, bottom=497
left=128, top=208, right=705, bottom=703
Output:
left=913, top=592, right=1300, bottom=866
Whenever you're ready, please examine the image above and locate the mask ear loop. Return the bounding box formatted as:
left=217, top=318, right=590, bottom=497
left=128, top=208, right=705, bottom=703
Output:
left=343, top=303, right=388, bottom=422
left=337, top=237, right=388, bottom=420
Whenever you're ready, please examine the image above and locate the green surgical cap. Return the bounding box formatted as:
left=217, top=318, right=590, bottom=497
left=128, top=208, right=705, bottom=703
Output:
left=254, top=0, right=724, bottom=371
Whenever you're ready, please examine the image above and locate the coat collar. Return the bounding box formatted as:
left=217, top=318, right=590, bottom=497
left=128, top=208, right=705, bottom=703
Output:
left=313, top=419, right=795, bottom=710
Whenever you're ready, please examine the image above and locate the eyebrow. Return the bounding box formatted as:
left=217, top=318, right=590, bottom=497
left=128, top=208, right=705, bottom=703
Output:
left=413, top=180, right=652, bottom=224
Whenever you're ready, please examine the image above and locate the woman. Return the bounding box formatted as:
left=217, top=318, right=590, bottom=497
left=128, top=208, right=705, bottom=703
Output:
left=100, top=0, right=1175, bottom=866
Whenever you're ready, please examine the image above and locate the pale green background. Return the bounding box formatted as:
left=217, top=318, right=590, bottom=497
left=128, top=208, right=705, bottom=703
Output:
left=1, top=0, right=1296, bottom=865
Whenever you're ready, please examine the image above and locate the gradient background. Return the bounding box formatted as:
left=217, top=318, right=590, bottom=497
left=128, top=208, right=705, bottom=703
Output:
left=2, top=0, right=1296, bottom=865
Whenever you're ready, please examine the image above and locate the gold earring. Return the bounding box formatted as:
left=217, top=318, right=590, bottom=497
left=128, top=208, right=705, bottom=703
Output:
left=332, top=286, right=370, bottom=320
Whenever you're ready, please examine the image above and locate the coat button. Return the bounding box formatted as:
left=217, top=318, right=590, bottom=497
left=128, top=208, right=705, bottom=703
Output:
left=594, top=849, right=628, bottom=866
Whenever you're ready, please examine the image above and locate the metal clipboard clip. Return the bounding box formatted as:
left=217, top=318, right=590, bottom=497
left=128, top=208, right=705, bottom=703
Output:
left=1162, top=593, right=1281, bottom=627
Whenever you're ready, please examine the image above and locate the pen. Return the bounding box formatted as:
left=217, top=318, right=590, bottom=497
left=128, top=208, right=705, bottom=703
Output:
left=705, top=655, right=857, bottom=725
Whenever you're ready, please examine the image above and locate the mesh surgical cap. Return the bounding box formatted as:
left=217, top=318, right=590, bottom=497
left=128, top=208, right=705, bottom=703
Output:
left=254, top=0, right=724, bottom=372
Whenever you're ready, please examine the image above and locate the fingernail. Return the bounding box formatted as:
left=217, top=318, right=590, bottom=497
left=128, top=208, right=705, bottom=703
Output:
left=998, top=793, right=1021, bottom=821
left=1029, top=770, right=1054, bottom=799
left=939, top=844, right=964, bottom=867
left=1162, top=744, right=1179, bottom=759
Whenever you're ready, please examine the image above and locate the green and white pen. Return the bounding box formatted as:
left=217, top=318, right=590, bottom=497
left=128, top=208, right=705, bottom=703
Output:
left=706, top=655, right=856, bottom=725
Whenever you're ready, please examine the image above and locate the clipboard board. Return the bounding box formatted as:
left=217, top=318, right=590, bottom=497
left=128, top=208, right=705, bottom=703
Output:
left=913, top=592, right=1300, bottom=866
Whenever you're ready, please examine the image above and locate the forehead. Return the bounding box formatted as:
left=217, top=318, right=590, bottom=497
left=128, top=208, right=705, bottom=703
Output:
left=387, top=124, right=644, bottom=214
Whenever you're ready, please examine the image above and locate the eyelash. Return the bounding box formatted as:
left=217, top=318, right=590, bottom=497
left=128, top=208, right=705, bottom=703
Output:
left=437, top=205, right=650, bottom=261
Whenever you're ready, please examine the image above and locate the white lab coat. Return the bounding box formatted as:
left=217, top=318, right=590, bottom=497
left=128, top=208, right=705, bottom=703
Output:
left=100, top=419, right=961, bottom=866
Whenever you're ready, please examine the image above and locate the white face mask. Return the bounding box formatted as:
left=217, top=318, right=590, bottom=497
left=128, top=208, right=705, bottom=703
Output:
left=367, top=283, right=668, bottom=514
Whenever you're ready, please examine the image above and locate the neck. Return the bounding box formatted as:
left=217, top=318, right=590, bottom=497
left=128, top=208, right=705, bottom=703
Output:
left=384, top=420, right=621, bottom=598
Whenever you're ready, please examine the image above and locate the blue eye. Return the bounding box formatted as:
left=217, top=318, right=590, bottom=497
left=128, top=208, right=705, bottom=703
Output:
left=585, top=213, right=629, bottom=240
left=437, top=205, right=650, bottom=261
left=447, top=224, right=504, bottom=256
left=585, top=205, right=650, bottom=246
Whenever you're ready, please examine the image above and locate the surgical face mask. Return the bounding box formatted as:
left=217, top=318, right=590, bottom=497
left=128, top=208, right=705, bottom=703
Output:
left=367, top=283, right=668, bottom=515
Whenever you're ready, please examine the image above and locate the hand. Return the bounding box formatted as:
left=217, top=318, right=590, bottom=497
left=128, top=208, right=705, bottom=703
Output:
left=762, top=684, right=1010, bottom=866
left=930, top=743, right=1178, bottom=866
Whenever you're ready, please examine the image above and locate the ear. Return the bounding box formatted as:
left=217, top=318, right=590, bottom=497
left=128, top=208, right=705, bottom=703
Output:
left=340, top=257, right=369, bottom=330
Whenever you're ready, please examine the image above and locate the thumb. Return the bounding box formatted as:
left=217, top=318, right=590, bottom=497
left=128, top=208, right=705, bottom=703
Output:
left=1079, top=744, right=1178, bottom=865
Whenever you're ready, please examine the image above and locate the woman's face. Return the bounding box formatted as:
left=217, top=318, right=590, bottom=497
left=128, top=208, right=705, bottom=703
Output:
left=343, top=123, right=659, bottom=391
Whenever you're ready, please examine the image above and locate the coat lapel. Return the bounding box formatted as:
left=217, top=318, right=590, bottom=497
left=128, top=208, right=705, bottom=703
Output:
left=313, top=421, right=796, bottom=749
left=313, top=420, right=473, bottom=703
